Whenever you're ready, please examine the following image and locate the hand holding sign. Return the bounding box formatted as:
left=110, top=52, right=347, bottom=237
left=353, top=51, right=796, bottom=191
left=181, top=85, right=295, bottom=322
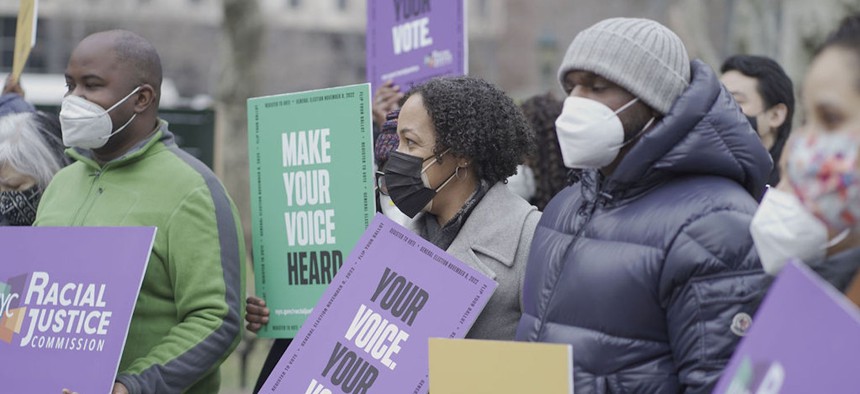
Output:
left=112, top=382, right=130, bottom=394
left=248, top=84, right=374, bottom=338
left=3, top=74, right=26, bottom=97
left=11, top=0, right=38, bottom=85
left=245, top=295, right=270, bottom=333
left=372, top=80, right=403, bottom=126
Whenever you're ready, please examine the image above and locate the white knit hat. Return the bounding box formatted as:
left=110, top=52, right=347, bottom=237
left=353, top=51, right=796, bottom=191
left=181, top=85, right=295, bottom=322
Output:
left=558, top=18, right=691, bottom=114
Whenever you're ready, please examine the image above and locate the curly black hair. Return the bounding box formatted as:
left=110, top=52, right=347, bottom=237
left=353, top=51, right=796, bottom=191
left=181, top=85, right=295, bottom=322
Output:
left=400, top=76, right=535, bottom=184
left=519, top=93, right=566, bottom=211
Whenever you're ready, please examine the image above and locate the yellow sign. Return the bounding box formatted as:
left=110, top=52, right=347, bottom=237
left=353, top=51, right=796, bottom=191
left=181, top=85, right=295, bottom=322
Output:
left=11, top=0, right=38, bottom=83
left=429, top=338, right=574, bottom=394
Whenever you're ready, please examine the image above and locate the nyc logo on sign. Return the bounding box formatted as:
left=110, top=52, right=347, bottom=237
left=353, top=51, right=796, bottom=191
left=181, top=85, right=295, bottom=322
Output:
left=0, top=275, right=27, bottom=344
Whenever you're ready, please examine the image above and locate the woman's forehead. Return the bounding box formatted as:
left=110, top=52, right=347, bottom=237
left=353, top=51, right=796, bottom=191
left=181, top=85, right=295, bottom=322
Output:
left=804, top=48, right=860, bottom=102
left=398, top=96, right=435, bottom=137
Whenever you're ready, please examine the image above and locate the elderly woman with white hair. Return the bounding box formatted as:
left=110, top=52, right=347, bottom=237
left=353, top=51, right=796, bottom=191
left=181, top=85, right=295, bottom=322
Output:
left=0, top=111, right=66, bottom=226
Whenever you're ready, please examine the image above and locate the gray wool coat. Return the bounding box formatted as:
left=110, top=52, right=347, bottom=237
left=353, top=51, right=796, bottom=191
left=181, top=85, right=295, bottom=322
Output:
left=410, top=182, right=541, bottom=340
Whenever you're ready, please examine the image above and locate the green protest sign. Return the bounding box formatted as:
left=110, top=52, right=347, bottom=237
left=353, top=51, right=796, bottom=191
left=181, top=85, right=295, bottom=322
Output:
left=248, top=83, right=374, bottom=337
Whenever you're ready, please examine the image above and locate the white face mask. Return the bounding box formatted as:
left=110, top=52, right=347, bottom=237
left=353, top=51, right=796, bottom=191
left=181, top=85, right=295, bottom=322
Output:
left=60, top=86, right=142, bottom=149
left=555, top=96, right=653, bottom=169
left=750, top=188, right=830, bottom=275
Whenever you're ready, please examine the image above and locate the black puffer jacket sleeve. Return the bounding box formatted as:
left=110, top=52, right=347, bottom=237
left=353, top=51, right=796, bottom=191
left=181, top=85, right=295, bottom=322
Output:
left=661, top=208, right=767, bottom=393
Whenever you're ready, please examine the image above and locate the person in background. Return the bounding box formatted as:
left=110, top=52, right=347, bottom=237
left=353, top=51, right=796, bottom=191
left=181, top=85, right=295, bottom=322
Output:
left=516, top=18, right=771, bottom=393
left=372, top=81, right=406, bottom=213
left=505, top=161, right=536, bottom=202
left=504, top=95, right=539, bottom=202
left=720, top=55, right=795, bottom=185
left=35, top=30, right=244, bottom=394
left=518, top=93, right=567, bottom=211
left=374, top=108, right=414, bottom=226
left=372, top=80, right=404, bottom=138
left=750, top=14, right=860, bottom=292
left=0, top=112, right=67, bottom=226
left=0, top=75, right=35, bottom=117
left=370, top=80, right=405, bottom=209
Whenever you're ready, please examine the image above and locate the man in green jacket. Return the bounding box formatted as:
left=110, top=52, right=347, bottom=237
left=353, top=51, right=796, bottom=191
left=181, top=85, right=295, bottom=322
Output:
left=35, top=30, right=245, bottom=394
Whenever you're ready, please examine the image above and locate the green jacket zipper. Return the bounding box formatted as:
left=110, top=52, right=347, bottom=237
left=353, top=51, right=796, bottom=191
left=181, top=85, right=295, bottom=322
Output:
left=71, top=169, right=105, bottom=225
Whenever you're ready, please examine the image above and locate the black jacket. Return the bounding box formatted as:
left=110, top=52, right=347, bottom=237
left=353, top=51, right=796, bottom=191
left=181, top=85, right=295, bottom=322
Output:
left=516, top=60, right=772, bottom=393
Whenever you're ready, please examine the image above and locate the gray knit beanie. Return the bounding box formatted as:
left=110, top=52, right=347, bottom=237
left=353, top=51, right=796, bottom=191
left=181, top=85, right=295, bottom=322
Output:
left=558, top=18, right=691, bottom=114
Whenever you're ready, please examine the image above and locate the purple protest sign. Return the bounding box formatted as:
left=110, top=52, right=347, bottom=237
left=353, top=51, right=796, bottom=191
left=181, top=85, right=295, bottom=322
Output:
left=714, top=261, right=860, bottom=394
left=366, top=0, right=466, bottom=96
left=0, top=227, right=155, bottom=394
left=260, top=213, right=497, bottom=394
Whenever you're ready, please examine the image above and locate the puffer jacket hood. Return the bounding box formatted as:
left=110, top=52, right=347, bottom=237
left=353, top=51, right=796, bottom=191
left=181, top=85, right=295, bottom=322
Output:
left=601, top=59, right=772, bottom=201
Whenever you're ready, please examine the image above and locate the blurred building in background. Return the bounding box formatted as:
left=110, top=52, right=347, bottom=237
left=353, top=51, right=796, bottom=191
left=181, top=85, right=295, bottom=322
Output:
left=3, top=2, right=858, bottom=393
left=1, top=0, right=858, bottom=104
left=0, top=0, right=503, bottom=105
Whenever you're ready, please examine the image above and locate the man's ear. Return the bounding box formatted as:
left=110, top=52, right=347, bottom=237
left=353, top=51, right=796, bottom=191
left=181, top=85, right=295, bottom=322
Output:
left=133, top=84, right=157, bottom=113
left=766, top=103, right=789, bottom=129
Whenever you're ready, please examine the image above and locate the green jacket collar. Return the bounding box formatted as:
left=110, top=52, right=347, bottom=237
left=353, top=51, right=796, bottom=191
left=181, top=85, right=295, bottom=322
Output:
left=67, top=119, right=171, bottom=170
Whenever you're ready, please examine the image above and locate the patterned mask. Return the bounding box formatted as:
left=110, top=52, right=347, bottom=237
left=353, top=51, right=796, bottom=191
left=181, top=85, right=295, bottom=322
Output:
left=786, top=131, right=860, bottom=232
left=0, top=186, right=41, bottom=226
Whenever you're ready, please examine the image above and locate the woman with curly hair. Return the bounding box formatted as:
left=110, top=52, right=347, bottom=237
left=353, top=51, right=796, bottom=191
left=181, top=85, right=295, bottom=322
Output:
left=519, top=93, right=567, bottom=211
left=382, top=75, right=540, bottom=340
left=244, top=77, right=539, bottom=391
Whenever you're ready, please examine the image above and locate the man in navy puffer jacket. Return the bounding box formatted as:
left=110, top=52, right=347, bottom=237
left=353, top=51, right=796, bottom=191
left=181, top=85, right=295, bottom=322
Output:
left=516, top=18, right=772, bottom=393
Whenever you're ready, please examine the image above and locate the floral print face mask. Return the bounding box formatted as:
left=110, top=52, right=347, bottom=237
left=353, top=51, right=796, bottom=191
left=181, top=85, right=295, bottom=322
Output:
left=786, top=131, right=860, bottom=232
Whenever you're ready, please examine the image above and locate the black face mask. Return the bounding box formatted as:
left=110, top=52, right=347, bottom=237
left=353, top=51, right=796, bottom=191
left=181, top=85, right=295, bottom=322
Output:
left=746, top=114, right=759, bottom=132
left=0, top=186, right=41, bottom=226
left=383, top=150, right=456, bottom=218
